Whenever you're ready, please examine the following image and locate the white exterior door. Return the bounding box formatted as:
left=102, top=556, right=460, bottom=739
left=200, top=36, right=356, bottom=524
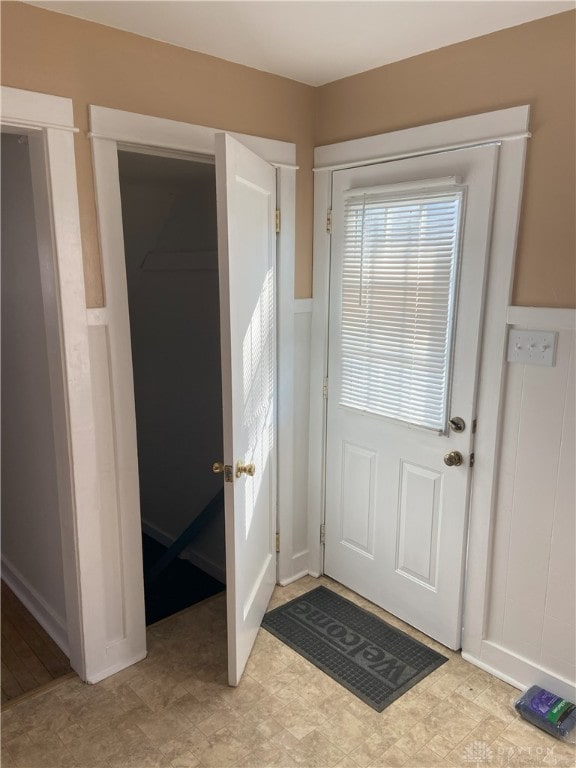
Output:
left=324, top=145, right=498, bottom=649
left=215, top=133, right=277, bottom=686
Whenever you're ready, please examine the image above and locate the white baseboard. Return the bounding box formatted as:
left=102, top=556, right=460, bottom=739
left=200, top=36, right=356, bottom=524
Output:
left=86, top=650, right=147, bottom=684
left=279, top=569, right=310, bottom=587
left=463, top=641, right=576, bottom=702
left=1, top=556, right=69, bottom=656
left=141, top=519, right=226, bottom=584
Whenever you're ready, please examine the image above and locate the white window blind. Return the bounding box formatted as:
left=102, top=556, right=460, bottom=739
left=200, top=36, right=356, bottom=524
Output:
left=339, top=187, right=464, bottom=431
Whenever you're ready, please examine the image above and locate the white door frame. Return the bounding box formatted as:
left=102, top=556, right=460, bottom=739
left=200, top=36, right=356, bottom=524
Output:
left=89, top=106, right=297, bottom=680
left=308, top=107, right=530, bottom=656
left=0, top=86, right=106, bottom=681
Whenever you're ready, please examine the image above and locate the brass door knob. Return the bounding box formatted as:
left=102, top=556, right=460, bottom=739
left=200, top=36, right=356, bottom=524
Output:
left=212, top=461, right=225, bottom=474
left=236, top=461, right=256, bottom=478
left=444, top=451, right=464, bottom=467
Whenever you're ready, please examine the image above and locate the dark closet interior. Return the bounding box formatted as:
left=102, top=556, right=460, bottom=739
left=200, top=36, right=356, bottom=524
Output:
left=118, top=149, right=226, bottom=624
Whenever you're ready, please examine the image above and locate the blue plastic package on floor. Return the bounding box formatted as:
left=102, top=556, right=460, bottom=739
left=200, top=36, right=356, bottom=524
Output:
left=515, top=686, right=576, bottom=743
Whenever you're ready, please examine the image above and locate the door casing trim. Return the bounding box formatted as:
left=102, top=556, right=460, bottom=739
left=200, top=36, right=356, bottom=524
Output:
left=308, top=106, right=530, bottom=657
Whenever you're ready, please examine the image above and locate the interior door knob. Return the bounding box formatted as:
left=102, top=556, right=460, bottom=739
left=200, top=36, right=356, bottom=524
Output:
left=444, top=451, right=464, bottom=467
left=236, top=461, right=256, bottom=478
left=212, top=461, right=225, bottom=474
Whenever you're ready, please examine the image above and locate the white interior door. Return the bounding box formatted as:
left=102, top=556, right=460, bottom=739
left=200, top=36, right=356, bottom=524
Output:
left=324, top=145, right=498, bottom=649
left=215, top=133, right=277, bottom=686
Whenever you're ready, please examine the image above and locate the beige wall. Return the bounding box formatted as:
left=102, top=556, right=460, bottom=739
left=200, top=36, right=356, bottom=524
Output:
left=0, top=2, right=316, bottom=303
left=1, top=5, right=574, bottom=306
left=316, top=11, right=576, bottom=308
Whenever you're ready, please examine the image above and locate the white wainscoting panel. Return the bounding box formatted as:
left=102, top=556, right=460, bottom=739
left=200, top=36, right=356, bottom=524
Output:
left=86, top=314, right=147, bottom=679
left=281, top=300, right=313, bottom=584
left=476, top=308, right=575, bottom=700
left=88, top=325, right=126, bottom=646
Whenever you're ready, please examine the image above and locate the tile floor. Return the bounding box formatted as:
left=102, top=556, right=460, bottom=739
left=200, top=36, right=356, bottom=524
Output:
left=2, top=576, right=575, bottom=768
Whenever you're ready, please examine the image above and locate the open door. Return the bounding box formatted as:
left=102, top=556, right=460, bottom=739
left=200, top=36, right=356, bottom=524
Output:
left=215, top=133, right=277, bottom=686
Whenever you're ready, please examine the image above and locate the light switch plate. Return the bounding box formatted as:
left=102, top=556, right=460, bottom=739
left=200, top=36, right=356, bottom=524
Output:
left=507, top=329, right=558, bottom=366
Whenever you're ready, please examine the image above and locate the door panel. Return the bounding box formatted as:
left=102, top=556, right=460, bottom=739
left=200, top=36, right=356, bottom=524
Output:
left=324, top=145, right=498, bottom=649
left=340, top=442, right=376, bottom=556
left=215, top=133, right=277, bottom=686
left=396, top=461, right=442, bottom=588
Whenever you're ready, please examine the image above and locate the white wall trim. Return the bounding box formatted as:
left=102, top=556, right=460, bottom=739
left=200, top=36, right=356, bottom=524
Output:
left=309, top=106, right=531, bottom=681
left=312, top=133, right=530, bottom=173
left=89, top=105, right=297, bottom=679
left=314, top=106, right=530, bottom=170
left=2, top=556, right=69, bottom=657
left=276, top=166, right=298, bottom=585
left=89, top=106, right=296, bottom=165
left=507, top=306, right=576, bottom=330
left=86, top=307, right=109, bottom=326
left=0, top=86, right=77, bottom=131
left=294, top=298, right=313, bottom=314
left=1, top=86, right=106, bottom=683
left=463, top=646, right=576, bottom=702
left=279, top=570, right=312, bottom=587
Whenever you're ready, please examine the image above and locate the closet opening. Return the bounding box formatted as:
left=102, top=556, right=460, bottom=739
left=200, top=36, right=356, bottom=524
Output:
left=117, top=148, right=226, bottom=625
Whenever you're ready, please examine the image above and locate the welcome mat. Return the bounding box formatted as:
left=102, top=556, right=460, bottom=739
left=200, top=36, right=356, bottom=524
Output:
left=261, top=586, right=448, bottom=711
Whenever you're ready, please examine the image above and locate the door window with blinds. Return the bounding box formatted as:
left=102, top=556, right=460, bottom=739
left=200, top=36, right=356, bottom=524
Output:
left=339, top=182, right=465, bottom=431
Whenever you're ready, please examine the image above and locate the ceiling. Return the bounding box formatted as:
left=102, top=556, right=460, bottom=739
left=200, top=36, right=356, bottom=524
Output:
left=26, top=1, right=574, bottom=86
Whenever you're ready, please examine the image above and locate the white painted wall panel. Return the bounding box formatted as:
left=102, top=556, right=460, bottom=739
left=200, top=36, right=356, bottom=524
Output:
left=292, top=307, right=312, bottom=560
left=486, top=314, right=575, bottom=693
left=88, top=325, right=126, bottom=645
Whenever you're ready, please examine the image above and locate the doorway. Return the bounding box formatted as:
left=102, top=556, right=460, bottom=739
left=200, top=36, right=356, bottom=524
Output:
left=310, top=107, right=530, bottom=666
left=88, top=105, right=296, bottom=684
left=1, top=130, right=74, bottom=696
left=116, top=149, right=226, bottom=625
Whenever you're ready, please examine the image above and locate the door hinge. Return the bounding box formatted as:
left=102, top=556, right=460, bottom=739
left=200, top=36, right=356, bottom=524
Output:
left=320, top=523, right=326, bottom=545
left=275, top=209, right=281, bottom=234
left=472, top=418, right=478, bottom=434
left=275, top=533, right=280, bottom=553
left=469, top=452, right=475, bottom=468
left=322, top=377, right=328, bottom=400
left=326, top=209, right=332, bottom=234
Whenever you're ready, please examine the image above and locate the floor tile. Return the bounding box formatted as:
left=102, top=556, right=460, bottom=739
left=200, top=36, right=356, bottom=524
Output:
left=3, top=575, right=575, bottom=768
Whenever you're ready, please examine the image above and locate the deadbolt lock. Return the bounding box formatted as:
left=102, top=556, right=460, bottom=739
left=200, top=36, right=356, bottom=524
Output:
left=444, top=450, right=464, bottom=467
left=236, top=461, right=256, bottom=478
left=449, top=417, right=466, bottom=433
